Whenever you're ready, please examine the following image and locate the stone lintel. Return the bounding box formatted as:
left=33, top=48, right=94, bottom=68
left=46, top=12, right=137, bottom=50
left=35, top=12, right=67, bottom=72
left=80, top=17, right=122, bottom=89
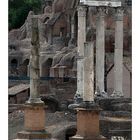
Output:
left=80, top=0, right=121, bottom=7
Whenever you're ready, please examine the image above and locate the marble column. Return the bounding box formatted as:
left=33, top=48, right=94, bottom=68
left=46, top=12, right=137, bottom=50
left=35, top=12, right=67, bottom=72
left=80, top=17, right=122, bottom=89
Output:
left=95, top=7, right=106, bottom=95
left=75, top=5, right=87, bottom=101
left=112, top=8, right=124, bottom=97
left=83, top=42, right=94, bottom=102
left=27, top=17, right=43, bottom=103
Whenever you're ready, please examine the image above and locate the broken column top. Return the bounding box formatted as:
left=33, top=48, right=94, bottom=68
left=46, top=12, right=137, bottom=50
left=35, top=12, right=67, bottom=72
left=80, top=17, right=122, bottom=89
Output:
left=80, top=0, right=121, bottom=7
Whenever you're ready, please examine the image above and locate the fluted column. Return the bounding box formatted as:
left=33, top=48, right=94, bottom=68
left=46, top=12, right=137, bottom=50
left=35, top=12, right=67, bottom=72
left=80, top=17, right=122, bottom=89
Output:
left=75, top=5, right=87, bottom=100
left=95, top=7, right=106, bottom=94
left=112, top=8, right=124, bottom=97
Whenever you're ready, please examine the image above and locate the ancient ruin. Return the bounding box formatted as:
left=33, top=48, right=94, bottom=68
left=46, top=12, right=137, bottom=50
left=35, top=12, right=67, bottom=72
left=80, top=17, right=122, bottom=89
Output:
left=8, top=0, right=132, bottom=140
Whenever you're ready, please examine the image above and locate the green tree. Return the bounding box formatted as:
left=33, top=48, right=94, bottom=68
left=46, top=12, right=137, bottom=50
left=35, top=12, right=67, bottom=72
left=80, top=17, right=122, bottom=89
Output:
left=9, top=0, right=42, bottom=30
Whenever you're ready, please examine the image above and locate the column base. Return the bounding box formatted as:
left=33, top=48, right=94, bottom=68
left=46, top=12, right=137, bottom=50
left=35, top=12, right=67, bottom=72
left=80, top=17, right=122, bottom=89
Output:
left=70, top=135, right=107, bottom=140
left=17, top=130, right=51, bottom=139
left=15, top=102, right=51, bottom=139
left=71, top=103, right=107, bottom=140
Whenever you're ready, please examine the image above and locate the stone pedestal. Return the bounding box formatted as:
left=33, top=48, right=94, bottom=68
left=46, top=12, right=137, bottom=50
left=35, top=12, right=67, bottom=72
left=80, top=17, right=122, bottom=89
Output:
left=17, top=103, right=51, bottom=139
left=70, top=105, right=107, bottom=140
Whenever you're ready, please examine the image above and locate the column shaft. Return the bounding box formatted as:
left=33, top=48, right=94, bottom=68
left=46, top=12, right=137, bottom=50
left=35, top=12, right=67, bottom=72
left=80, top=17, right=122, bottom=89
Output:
left=113, top=8, right=124, bottom=97
left=96, top=7, right=105, bottom=93
left=28, top=17, right=42, bottom=103
left=83, top=42, right=94, bottom=102
left=76, top=6, right=87, bottom=99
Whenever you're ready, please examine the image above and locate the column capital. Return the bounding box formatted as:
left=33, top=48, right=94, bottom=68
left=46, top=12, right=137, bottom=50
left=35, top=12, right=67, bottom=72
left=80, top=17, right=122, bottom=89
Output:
left=115, top=7, right=124, bottom=21
left=77, top=5, right=87, bottom=17
left=96, top=7, right=107, bottom=17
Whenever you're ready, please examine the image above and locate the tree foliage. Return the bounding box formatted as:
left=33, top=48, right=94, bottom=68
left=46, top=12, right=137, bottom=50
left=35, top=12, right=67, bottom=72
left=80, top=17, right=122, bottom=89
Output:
left=9, top=0, right=42, bottom=30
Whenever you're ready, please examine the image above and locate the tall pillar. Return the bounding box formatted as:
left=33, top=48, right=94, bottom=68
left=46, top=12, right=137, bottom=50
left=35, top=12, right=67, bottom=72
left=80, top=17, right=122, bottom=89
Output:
left=95, top=7, right=106, bottom=96
left=70, top=43, right=106, bottom=140
left=112, top=8, right=124, bottom=97
left=74, top=5, right=87, bottom=102
left=16, top=17, right=51, bottom=139
left=27, top=17, right=43, bottom=103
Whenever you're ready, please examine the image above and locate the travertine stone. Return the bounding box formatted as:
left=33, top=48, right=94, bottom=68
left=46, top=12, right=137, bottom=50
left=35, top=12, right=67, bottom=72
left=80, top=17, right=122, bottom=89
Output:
left=83, top=42, right=94, bottom=102
left=75, top=5, right=87, bottom=99
left=112, top=8, right=124, bottom=97
left=95, top=7, right=106, bottom=94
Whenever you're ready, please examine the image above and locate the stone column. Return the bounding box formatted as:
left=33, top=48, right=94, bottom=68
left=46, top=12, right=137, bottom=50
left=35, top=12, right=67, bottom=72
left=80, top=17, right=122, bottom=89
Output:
left=75, top=5, right=87, bottom=101
left=27, top=17, right=43, bottom=103
left=83, top=42, right=94, bottom=102
left=95, top=7, right=106, bottom=95
left=17, top=17, right=51, bottom=139
left=112, top=8, right=124, bottom=97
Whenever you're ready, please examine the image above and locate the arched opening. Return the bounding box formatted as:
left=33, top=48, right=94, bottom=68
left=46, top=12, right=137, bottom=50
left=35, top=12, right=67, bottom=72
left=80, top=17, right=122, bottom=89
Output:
left=11, top=59, right=18, bottom=69
left=42, top=58, right=53, bottom=77
left=65, top=128, right=77, bottom=140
